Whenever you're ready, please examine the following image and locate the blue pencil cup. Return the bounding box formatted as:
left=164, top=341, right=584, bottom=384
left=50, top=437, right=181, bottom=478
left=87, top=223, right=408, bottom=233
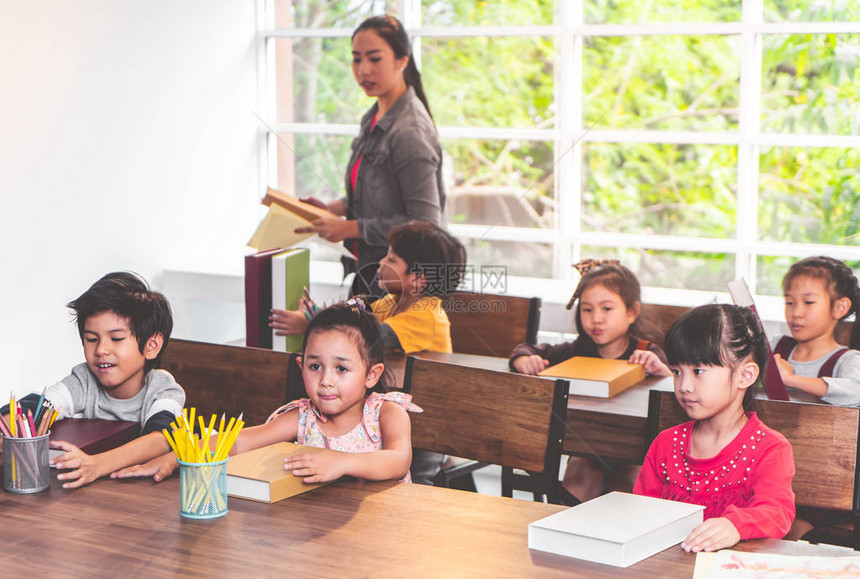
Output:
left=178, top=457, right=228, bottom=519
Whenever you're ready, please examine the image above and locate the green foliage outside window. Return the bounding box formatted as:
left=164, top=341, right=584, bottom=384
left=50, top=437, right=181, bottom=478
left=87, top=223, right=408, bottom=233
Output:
left=277, top=0, right=859, bottom=294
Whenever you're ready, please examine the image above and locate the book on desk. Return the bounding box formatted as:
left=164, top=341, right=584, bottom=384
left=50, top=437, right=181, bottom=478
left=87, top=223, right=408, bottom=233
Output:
left=538, top=357, right=646, bottom=398
left=48, top=418, right=140, bottom=460
left=528, top=491, right=704, bottom=568
left=226, top=442, right=331, bottom=503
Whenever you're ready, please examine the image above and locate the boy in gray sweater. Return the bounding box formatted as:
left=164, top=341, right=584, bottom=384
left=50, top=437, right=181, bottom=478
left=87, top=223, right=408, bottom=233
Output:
left=36, top=272, right=184, bottom=488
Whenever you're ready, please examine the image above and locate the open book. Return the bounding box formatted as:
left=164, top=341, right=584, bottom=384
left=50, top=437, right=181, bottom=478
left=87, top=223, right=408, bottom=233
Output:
left=726, top=279, right=789, bottom=401
left=248, top=187, right=342, bottom=251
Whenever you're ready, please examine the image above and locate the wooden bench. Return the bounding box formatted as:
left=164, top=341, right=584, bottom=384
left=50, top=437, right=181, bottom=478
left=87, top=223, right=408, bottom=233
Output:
left=442, top=291, right=541, bottom=357
left=160, top=339, right=290, bottom=427
left=404, top=356, right=568, bottom=502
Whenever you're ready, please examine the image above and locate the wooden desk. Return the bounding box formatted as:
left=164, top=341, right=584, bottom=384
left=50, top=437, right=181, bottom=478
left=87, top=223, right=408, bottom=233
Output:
left=3, top=474, right=853, bottom=577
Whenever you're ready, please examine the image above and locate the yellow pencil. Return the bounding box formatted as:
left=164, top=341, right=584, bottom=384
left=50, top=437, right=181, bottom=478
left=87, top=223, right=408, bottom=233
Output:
left=162, top=429, right=179, bottom=456
left=201, top=414, right=217, bottom=462
left=215, top=418, right=244, bottom=462
left=9, top=395, right=17, bottom=438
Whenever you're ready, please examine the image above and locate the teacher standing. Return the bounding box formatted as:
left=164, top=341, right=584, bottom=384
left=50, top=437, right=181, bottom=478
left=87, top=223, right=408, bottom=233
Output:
left=296, top=15, right=446, bottom=297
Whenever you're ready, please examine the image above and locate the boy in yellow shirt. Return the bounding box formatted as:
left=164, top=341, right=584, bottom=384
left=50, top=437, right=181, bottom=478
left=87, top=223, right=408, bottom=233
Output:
left=372, top=221, right=466, bottom=353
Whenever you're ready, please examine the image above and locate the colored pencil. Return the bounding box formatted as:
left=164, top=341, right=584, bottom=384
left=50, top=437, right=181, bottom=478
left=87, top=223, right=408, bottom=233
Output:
left=33, top=388, right=47, bottom=425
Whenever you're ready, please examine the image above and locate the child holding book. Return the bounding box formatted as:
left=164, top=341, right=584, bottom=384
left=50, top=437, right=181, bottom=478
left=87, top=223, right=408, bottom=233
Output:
left=509, top=260, right=671, bottom=504
left=634, top=304, right=796, bottom=553
left=271, top=220, right=466, bottom=355
left=115, top=304, right=420, bottom=483
left=17, top=272, right=185, bottom=489
left=772, top=256, right=860, bottom=405
left=370, top=220, right=465, bottom=354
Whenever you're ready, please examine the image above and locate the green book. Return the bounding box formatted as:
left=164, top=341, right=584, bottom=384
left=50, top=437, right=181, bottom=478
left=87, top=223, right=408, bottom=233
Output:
left=271, top=248, right=310, bottom=353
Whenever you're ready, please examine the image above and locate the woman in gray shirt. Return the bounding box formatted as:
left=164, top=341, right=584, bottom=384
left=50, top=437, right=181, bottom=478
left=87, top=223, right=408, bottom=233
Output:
left=296, top=15, right=446, bottom=297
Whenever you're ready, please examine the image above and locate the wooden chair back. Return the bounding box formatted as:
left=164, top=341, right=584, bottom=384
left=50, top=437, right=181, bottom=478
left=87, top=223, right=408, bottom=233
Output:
left=403, top=357, right=567, bottom=475
left=160, top=339, right=290, bottom=427
left=638, top=303, right=689, bottom=349
left=442, top=291, right=540, bottom=357
left=646, top=390, right=860, bottom=512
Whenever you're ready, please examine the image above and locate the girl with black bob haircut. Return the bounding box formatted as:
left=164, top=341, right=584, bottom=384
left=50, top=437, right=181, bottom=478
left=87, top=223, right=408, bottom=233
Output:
left=635, top=304, right=795, bottom=553
left=663, top=303, right=767, bottom=411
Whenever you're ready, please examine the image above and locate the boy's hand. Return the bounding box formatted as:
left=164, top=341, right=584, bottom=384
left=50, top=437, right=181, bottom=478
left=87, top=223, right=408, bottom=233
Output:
left=681, top=517, right=741, bottom=553
left=50, top=440, right=103, bottom=489
left=628, top=349, right=672, bottom=377
left=512, top=355, right=549, bottom=375
left=270, top=307, right=309, bottom=336
left=111, top=452, right=178, bottom=483
left=283, top=449, right=345, bottom=484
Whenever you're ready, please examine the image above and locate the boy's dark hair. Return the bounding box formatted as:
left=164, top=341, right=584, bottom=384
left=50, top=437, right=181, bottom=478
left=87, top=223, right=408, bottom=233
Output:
left=388, top=221, right=467, bottom=297
left=665, top=304, right=767, bottom=411
left=302, top=303, right=394, bottom=393
left=568, top=263, right=642, bottom=350
left=353, top=15, right=433, bottom=119
left=783, top=255, right=860, bottom=348
left=68, top=272, right=173, bottom=372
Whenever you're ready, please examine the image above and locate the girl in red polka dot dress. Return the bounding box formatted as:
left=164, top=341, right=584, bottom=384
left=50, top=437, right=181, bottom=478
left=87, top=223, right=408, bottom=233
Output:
left=633, top=304, right=796, bottom=553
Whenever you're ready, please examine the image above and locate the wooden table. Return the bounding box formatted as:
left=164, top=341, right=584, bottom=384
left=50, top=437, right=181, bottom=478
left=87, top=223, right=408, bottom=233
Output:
left=4, top=474, right=851, bottom=577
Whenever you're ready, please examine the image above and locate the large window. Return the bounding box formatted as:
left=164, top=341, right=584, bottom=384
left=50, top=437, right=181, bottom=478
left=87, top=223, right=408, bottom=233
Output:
left=261, top=1, right=860, bottom=299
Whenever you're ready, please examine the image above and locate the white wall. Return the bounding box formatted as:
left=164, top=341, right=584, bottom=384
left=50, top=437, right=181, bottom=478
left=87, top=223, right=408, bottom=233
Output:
left=0, top=1, right=261, bottom=397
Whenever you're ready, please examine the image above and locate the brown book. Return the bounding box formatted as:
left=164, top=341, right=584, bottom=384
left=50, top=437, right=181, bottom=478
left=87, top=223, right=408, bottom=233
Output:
left=261, top=187, right=339, bottom=222
left=538, top=356, right=645, bottom=398
left=49, top=418, right=140, bottom=459
left=226, top=442, right=331, bottom=503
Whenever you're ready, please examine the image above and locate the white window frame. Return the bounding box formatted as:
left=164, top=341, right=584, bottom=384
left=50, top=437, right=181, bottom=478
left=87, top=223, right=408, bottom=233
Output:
left=258, top=1, right=860, bottom=319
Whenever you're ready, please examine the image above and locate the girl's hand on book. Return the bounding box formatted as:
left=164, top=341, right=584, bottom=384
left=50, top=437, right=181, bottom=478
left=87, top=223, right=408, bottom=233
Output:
left=772, top=354, right=795, bottom=382
left=270, top=308, right=309, bottom=336
left=681, top=518, right=740, bottom=553
left=512, top=355, right=549, bottom=375
left=50, top=440, right=100, bottom=489
left=628, top=350, right=672, bottom=377
left=283, top=449, right=344, bottom=484
left=111, top=452, right=178, bottom=483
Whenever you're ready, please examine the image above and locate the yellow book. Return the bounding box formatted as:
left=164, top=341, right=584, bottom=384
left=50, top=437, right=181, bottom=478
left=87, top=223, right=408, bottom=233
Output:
left=538, top=356, right=645, bottom=398
left=226, top=442, right=331, bottom=503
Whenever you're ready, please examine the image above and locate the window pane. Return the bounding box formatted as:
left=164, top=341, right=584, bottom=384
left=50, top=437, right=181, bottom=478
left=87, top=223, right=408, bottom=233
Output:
left=421, top=0, right=554, bottom=26
left=581, top=247, right=734, bottom=292
left=584, top=35, right=740, bottom=131
left=761, top=34, right=860, bottom=135
left=422, top=36, right=555, bottom=129
left=757, top=256, right=860, bottom=297
left=445, top=139, right=554, bottom=228
left=276, top=37, right=369, bottom=124
left=277, top=133, right=351, bottom=201
left=764, top=0, right=860, bottom=23
left=464, top=239, right=553, bottom=279
left=275, top=1, right=401, bottom=29
left=582, top=143, right=738, bottom=237
left=759, top=146, right=860, bottom=246
left=584, top=0, right=741, bottom=25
